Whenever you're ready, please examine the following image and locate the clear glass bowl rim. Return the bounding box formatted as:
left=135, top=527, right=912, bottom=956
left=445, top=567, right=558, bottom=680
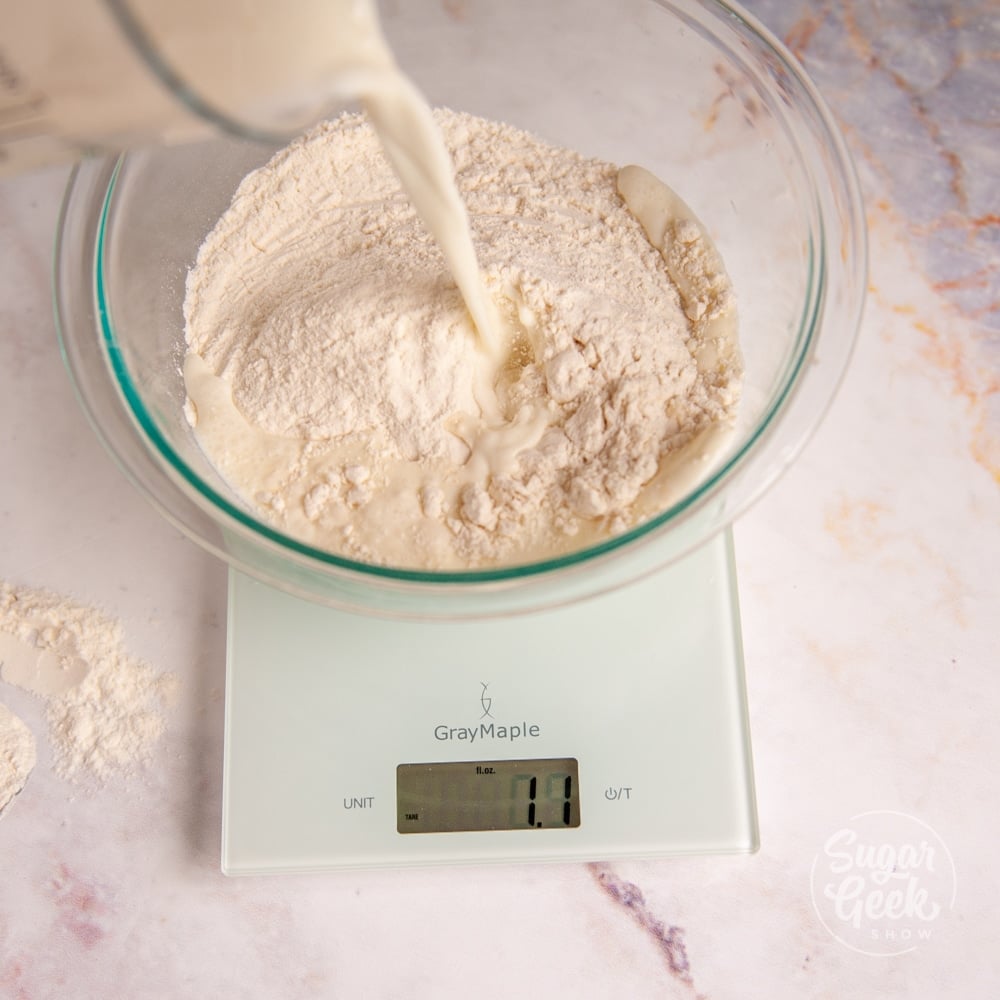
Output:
left=54, top=0, right=868, bottom=614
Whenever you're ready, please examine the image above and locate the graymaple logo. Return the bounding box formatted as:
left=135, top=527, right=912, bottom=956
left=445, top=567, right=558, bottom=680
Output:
left=479, top=681, right=493, bottom=719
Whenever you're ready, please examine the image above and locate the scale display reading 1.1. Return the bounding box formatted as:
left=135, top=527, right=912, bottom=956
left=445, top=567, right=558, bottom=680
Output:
left=397, top=758, right=581, bottom=834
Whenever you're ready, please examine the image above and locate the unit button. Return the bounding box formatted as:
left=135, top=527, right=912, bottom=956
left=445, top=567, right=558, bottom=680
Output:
left=343, top=795, right=375, bottom=810
left=603, top=786, right=633, bottom=801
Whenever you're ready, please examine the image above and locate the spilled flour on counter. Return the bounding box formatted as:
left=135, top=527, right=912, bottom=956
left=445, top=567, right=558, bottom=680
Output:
left=0, top=582, right=175, bottom=785
left=0, top=702, right=36, bottom=814
left=184, top=108, right=741, bottom=570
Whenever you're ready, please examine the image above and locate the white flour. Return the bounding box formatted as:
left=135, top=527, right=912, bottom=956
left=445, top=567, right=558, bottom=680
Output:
left=0, top=702, right=36, bottom=815
left=184, top=109, right=740, bottom=570
left=0, top=582, right=174, bottom=783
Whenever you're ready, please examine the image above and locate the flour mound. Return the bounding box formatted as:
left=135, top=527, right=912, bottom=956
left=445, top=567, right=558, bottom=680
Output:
left=184, top=109, right=741, bottom=570
left=0, top=582, right=174, bottom=782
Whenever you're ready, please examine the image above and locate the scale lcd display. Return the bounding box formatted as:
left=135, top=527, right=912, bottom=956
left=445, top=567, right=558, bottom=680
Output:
left=397, top=758, right=581, bottom=834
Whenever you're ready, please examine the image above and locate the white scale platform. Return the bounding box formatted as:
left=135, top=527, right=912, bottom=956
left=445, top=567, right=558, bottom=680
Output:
left=222, top=528, right=758, bottom=873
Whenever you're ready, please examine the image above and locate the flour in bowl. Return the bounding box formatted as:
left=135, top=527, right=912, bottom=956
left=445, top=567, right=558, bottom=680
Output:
left=183, top=109, right=741, bottom=570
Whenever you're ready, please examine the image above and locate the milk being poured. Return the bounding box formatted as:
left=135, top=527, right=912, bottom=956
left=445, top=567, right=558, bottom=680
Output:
left=332, top=2, right=503, bottom=356
left=9, top=0, right=742, bottom=572
left=2, top=0, right=503, bottom=358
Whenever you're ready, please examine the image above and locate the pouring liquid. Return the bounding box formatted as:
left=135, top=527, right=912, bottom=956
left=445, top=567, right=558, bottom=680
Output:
left=3, top=0, right=501, bottom=350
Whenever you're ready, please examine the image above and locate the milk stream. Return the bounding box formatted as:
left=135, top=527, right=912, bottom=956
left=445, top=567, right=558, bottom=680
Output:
left=359, top=75, right=503, bottom=357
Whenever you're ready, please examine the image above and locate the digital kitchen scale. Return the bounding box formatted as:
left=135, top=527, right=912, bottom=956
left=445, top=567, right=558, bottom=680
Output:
left=222, top=528, right=757, bottom=873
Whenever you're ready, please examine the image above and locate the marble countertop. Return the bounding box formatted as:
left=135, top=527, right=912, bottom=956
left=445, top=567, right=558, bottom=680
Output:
left=1, top=1, right=997, bottom=996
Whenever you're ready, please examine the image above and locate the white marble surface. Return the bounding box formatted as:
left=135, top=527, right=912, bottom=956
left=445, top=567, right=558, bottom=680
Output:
left=1, top=1, right=998, bottom=996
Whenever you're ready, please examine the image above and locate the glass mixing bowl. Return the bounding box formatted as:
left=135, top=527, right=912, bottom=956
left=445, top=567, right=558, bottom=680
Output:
left=54, top=0, right=866, bottom=618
